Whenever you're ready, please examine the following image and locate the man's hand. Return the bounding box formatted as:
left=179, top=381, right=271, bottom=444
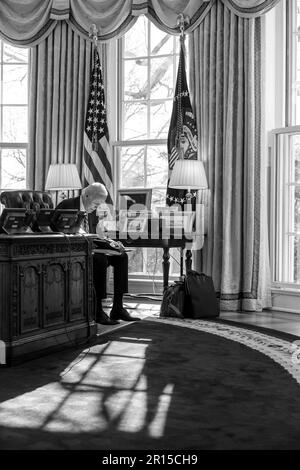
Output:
left=105, top=238, right=124, bottom=250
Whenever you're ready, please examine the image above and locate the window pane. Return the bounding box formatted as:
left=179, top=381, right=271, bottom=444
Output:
left=150, top=56, right=174, bottom=99
left=146, top=146, right=168, bottom=187
left=150, top=23, right=173, bottom=55
left=295, top=236, right=300, bottom=282
left=273, top=132, right=300, bottom=284
left=2, top=106, right=28, bottom=142
left=128, top=248, right=144, bottom=274
left=0, top=40, right=28, bottom=191
left=3, top=44, right=28, bottom=63
left=123, top=102, right=147, bottom=140
left=290, top=1, right=300, bottom=123
left=169, top=248, right=180, bottom=276
left=296, top=2, right=300, bottom=123
left=124, top=59, right=148, bottom=101
left=0, top=148, right=26, bottom=189
left=149, top=100, right=172, bottom=139
left=295, top=186, right=300, bottom=232
left=144, top=248, right=180, bottom=278
left=146, top=248, right=163, bottom=275
left=120, top=146, right=145, bottom=187
left=128, top=246, right=180, bottom=278
left=293, top=135, right=300, bottom=183
left=124, top=16, right=147, bottom=58
left=3, top=64, right=28, bottom=104
left=152, top=188, right=167, bottom=208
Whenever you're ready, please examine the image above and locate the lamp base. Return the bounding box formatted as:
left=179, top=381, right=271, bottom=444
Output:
left=59, top=191, right=68, bottom=200
left=185, top=191, right=193, bottom=202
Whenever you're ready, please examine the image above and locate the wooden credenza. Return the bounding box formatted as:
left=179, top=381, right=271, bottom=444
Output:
left=0, top=234, right=97, bottom=365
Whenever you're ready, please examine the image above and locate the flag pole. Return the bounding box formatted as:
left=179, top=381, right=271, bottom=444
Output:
left=176, top=14, right=190, bottom=160
left=89, top=24, right=99, bottom=152
left=167, top=12, right=200, bottom=208
left=83, top=24, right=114, bottom=205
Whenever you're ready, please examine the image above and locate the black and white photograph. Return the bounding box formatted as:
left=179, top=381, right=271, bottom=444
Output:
left=118, top=188, right=152, bottom=211
left=1, top=0, right=300, bottom=460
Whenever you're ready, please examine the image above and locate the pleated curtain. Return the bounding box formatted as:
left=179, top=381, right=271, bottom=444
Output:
left=189, top=1, right=271, bottom=311
left=28, top=22, right=107, bottom=190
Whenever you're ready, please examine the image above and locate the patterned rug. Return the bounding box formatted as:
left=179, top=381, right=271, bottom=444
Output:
left=1, top=317, right=300, bottom=450
left=155, top=317, right=300, bottom=385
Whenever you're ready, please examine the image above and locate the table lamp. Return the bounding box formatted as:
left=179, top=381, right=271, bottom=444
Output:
left=169, top=159, right=208, bottom=201
left=45, top=163, right=82, bottom=199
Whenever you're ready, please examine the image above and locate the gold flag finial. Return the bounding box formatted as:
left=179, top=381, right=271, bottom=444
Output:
left=89, top=24, right=99, bottom=46
left=176, top=13, right=190, bottom=38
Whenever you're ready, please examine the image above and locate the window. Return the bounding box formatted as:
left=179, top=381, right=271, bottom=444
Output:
left=271, top=128, right=300, bottom=285
left=270, top=0, right=300, bottom=288
left=114, top=16, right=181, bottom=281
left=0, top=40, right=28, bottom=190
left=288, top=0, right=300, bottom=124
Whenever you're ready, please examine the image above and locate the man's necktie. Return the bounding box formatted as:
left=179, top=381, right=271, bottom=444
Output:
left=83, top=213, right=89, bottom=233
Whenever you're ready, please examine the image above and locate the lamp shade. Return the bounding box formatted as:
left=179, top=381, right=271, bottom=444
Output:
left=45, top=164, right=82, bottom=191
left=169, top=159, right=208, bottom=190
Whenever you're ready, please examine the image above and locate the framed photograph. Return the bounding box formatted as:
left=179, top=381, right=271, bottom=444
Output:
left=120, top=211, right=149, bottom=234
left=118, top=189, right=152, bottom=211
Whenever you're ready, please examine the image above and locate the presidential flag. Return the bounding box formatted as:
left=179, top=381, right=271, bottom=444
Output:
left=83, top=46, right=113, bottom=205
left=166, top=37, right=198, bottom=206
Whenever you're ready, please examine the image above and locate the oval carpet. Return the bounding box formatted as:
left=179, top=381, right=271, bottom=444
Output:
left=0, top=318, right=300, bottom=450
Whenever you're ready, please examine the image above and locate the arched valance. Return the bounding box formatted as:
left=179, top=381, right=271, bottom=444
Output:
left=0, top=0, right=282, bottom=46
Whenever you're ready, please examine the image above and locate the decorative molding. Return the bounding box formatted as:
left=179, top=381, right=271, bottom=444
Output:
left=0, top=264, right=10, bottom=341
left=20, top=265, right=40, bottom=333
left=13, top=242, right=86, bottom=257
left=0, top=246, right=9, bottom=256
left=11, top=264, right=19, bottom=337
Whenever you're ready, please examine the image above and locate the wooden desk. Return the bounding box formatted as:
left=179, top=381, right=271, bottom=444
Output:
left=0, top=234, right=96, bottom=365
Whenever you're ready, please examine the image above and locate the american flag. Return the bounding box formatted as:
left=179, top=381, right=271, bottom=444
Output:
left=166, top=38, right=198, bottom=206
left=83, top=46, right=113, bottom=205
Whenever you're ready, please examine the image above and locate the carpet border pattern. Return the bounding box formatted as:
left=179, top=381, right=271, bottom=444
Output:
left=148, top=317, right=300, bottom=386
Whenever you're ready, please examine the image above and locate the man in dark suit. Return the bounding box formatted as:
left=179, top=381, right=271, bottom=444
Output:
left=56, top=182, right=141, bottom=325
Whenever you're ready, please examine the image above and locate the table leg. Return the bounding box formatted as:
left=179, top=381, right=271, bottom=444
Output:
left=163, top=247, right=170, bottom=291
left=185, top=249, right=192, bottom=272
left=180, top=248, right=184, bottom=277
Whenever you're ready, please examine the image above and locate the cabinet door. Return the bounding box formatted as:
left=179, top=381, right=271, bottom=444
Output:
left=43, top=262, right=66, bottom=326
left=69, top=259, right=86, bottom=321
left=19, top=265, right=41, bottom=333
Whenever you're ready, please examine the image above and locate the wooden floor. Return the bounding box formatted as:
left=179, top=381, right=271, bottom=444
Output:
left=220, top=310, right=300, bottom=337
left=99, top=298, right=300, bottom=338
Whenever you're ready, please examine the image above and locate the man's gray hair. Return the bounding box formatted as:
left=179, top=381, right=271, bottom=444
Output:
left=82, top=182, right=108, bottom=200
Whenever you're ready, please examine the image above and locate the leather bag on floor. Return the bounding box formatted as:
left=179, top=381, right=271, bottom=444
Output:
left=160, top=280, right=185, bottom=318
left=184, top=270, right=220, bottom=319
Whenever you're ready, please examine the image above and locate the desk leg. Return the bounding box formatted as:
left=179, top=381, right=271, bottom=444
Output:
left=185, top=249, right=192, bottom=273
left=163, top=247, right=170, bottom=291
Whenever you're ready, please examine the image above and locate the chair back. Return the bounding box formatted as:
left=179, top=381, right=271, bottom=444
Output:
left=0, top=190, right=54, bottom=211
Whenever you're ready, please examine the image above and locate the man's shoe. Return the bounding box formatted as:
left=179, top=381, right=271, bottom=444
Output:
left=110, top=308, right=141, bottom=322
left=95, top=311, right=120, bottom=325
